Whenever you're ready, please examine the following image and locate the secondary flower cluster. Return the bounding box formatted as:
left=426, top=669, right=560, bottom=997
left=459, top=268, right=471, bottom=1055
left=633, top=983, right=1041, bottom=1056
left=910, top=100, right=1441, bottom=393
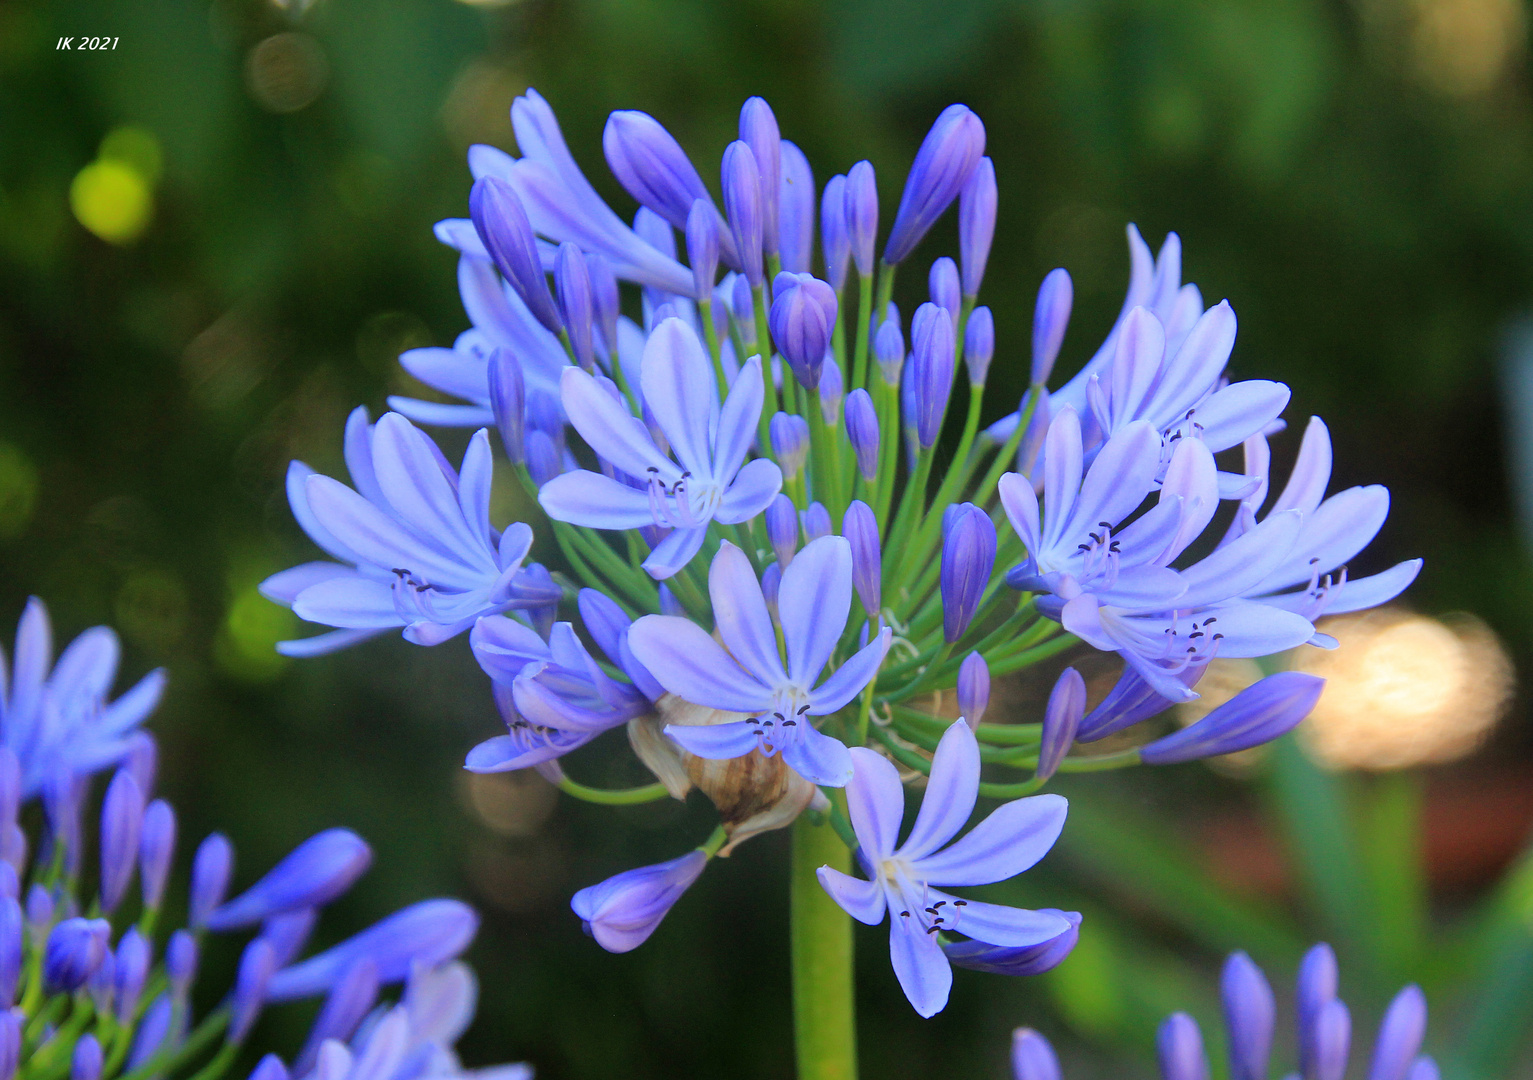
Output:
left=263, top=89, right=1418, bottom=1015
left=1012, top=945, right=1435, bottom=1080
left=0, top=600, right=524, bottom=1080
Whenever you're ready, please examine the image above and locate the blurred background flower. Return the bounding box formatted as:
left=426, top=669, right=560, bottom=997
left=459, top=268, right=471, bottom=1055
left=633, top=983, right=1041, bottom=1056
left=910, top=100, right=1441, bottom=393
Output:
left=4, top=0, right=1533, bottom=1075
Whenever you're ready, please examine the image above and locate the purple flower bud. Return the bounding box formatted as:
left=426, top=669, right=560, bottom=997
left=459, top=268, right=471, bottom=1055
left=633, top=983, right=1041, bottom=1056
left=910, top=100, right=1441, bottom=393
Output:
left=842, top=501, right=881, bottom=616
left=1298, top=942, right=1340, bottom=1078
left=555, top=242, right=596, bottom=372
left=588, top=254, right=620, bottom=358
left=1140, top=672, right=1325, bottom=765
left=0, top=867, right=13, bottom=902
left=1157, top=1013, right=1210, bottom=1080
left=874, top=310, right=905, bottom=385
left=770, top=273, right=838, bottom=390
left=779, top=141, right=815, bottom=274
left=88, top=947, right=114, bottom=1016
left=1369, top=985, right=1427, bottom=1080
left=128, top=995, right=172, bottom=1069
left=929, top=257, right=961, bottom=326
left=761, top=562, right=782, bottom=616
left=820, top=175, right=850, bottom=291
left=818, top=359, right=844, bottom=424
left=770, top=413, right=810, bottom=481
left=965, top=306, right=995, bottom=386
left=801, top=502, right=832, bottom=543
left=43, top=917, right=111, bottom=993
left=959, top=156, right=997, bottom=296
left=230, top=938, right=277, bottom=1043
left=469, top=176, right=561, bottom=335
left=722, top=142, right=764, bottom=288
left=657, top=584, right=685, bottom=618
left=0, top=827, right=24, bottom=880
left=911, top=303, right=956, bottom=447
left=941, top=503, right=996, bottom=642
left=124, top=732, right=158, bottom=796
left=0, top=1012, right=17, bottom=1080
left=603, top=111, right=718, bottom=242
left=261, top=908, right=317, bottom=969
left=189, top=833, right=234, bottom=929
left=901, top=355, right=920, bottom=470
left=0, top=750, right=18, bottom=833
left=571, top=850, right=706, bottom=953
left=208, top=828, right=371, bottom=932
left=844, top=389, right=879, bottom=480
left=114, top=928, right=150, bottom=1024
left=740, top=97, right=782, bottom=258
left=25, top=884, right=52, bottom=933
left=1406, top=1058, right=1439, bottom=1080
left=1031, top=269, right=1072, bottom=386
left=1222, top=952, right=1275, bottom=1080
left=266, top=899, right=479, bottom=1002
left=1314, top=999, right=1352, bottom=1080
left=0, top=899, right=20, bottom=1008
left=139, top=799, right=176, bottom=911
left=957, top=652, right=989, bottom=728
left=44, top=773, right=86, bottom=878
left=946, top=910, right=1080, bottom=980
left=686, top=199, right=720, bottom=300
left=249, top=1056, right=290, bottom=1080
left=99, top=770, right=145, bottom=914
left=1036, top=667, right=1085, bottom=782
left=732, top=274, right=757, bottom=346
left=766, top=494, right=799, bottom=568
left=844, top=161, right=878, bottom=277
left=1010, top=1028, right=1062, bottom=1080
left=166, top=929, right=198, bottom=994
left=884, top=104, right=986, bottom=265
left=296, top=958, right=381, bottom=1074
left=71, top=1035, right=102, bottom=1080
left=1017, top=387, right=1051, bottom=474
left=524, top=430, right=563, bottom=487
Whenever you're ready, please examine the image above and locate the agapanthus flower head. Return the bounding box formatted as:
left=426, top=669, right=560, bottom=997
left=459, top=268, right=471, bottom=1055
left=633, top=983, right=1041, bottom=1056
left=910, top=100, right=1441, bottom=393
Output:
left=630, top=537, right=892, bottom=786
left=539, top=317, right=782, bottom=579
left=0, top=599, right=166, bottom=798
left=261, top=409, right=544, bottom=654
left=817, top=720, right=1073, bottom=1016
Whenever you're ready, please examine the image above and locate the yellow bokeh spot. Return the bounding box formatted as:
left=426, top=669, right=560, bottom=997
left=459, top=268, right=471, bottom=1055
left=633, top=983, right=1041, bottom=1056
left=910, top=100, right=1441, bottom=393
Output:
left=99, top=126, right=163, bottom=185
left=214, top=585, right=295, bottom=682
left=70, top=159, right=153, bottom=244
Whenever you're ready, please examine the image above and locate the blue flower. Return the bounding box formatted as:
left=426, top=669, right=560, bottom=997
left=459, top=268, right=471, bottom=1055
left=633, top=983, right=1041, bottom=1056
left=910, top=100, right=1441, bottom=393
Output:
left=538, top=317, right=782, bottom=579
left=261, top=409, right=548, bottom=654
left=0, top=598, right=166, bottom=797
left=571, top=850, right=707, bottom=953
left=629, top=537, right=892, bottom=787
left=817, top=720, right=1074, bottom=1017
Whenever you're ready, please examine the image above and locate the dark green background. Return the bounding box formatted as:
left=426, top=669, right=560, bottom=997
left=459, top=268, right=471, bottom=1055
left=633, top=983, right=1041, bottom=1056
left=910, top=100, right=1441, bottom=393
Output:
left=2, top=0, right=1530, bottom=1076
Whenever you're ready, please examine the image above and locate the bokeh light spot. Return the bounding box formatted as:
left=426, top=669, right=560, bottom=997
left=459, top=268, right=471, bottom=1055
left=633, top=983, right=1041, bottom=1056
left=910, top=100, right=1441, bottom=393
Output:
left=0, top=444, right=39, bottom=539
left=69, top=159, right=153, bottom=244
left=245, top=32, right=328, bottom=113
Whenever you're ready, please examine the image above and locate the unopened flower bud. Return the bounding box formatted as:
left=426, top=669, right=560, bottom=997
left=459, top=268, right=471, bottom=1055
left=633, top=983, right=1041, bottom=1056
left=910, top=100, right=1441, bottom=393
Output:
left=965, top=305, right=994, bottom=387
left=524, top=430, right=564, bottom=487
left=770, top=273, right=838, bottom=390
left=43, top=917, right=111, bottom=993
left=469, top=177, right=561, bottom=335
left=818, top=360, right=844, bottom=425
left=779, top=141, right=815, bottom=274
left=1031, top=268, right=1072, bottom=386
left=761, top=562, right=782, bottom=616
left=820, top=175, right=850, bottom=291
left=0, top=899, right=20, bottom=1008
left=686, top=199, right=720, bottom=300
left=874, top=310, right=905, bottom=385
left=208, top=828, right=371, bottom=932
left=1036, top=668, right=1085, bottom=782
left=941, top=503, right=995, bottom=642
left=657, top=584, right=685, bottom=618
left=230, top=938, right=277, bottom=1043
left=571, top=851, right=707, bottom=953
left=166, top=930, right=198, bottom=995
left=588, top=254, right=620, bottom=359
left=1370, top=986, right=1428, bottom=1080
left=722, top=142, right=764, bottom=288
left=912, top=303, right=956, bottom=448
left=1011, top=1029, right=1062, bottom=1080
left=1222, top=952, right=1275, bottom=1080
left=959, top=156, right=996, bottom=297
left=189, top=832, right=234, bottom=929
left=139, top=799, right=176, bottom=910
left=99, top=770, right=145, bottom=914
left=128, top=996, right=172, bottom=1069
left=844, top=389, right=879, bottom=480
left=71, top=1035, right=102, bottom=1080
left=603, top=110, right=716, bottom=238
left=740, top=98, right=782, bottom=258
left=801, top=502, right=831, bottom=543
left=731, top=274, right=757, bottom=347
left=124, top=732, right=158, bottom=796
left=261, top=908, right=317, bottom=968
left=884, top=104, right=986, bottom=265
left=114, top=928, right=150, bottom=1024
left=556, top=243, right=596, bottom=372
left=766, top=494, right=799, bottom=568
left=770, top=413, right=810, bottom=480
left=1140, top=672, right=1324, bottom=765
left=928, top=257, right=960, bottom=326
left=845, top=161, right=878, bottom=277
left=842, top=501, right=881, bottom=617
left=957, top=652, right=989, bottom=728
left=1158, top=1013, right=1210, bottom=1080
left=296, top=958, right=380, bottom=1073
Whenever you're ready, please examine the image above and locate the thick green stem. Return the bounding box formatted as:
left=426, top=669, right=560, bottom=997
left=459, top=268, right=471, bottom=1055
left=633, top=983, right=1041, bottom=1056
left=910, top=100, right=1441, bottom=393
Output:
left=791, top=814, right=857, bottom=1080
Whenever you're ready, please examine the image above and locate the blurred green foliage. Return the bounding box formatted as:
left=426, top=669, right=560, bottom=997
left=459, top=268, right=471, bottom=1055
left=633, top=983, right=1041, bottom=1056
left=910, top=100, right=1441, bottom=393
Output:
left=3, top=0, right=1533, bottom=1076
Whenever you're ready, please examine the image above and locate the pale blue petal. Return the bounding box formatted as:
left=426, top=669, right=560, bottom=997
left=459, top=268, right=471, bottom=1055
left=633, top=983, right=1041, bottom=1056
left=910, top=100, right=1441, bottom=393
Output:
left=708, top=542, right=787, bottom=686
left=537, top=471, right=658, bottom=529
left=639, top=318, right=718, bottom=479
left=642, top=525, right=709, bottom=580
left=808, top=627, right=892, bottom=715
left=899, top=720, right=980, bottom=862
left=888, top=916, right=951, bottom=1018
left=929, top=891, right=1073, bottom=947
left=560, top=367, right=678, bottom=481
left=780, top=536, right=853, bottom=687
left=1270, top=416, right=1332, bottom=517
left=398, top=343, right=488, bottom=403
left=1065, top=419, right=1160, bottom=539
left=1179, top=603, right=1316, bottom=658
left=1263, top=559, right=1423, bottom=615
left=469, top=616, right=549, bottom=684
left=715, top=458, right=783, bottom=524
left=1040, top=408, right=1083, bottom=551
left=714, top=357, right=765, bottom=480
left=629, top=616, right=773, bottom=713
left=371, top=414, right=489, bottom=568
left=1252, top=486, right=1390, bottom=595
left=783, top=725, right=854, bottom=787
left=457, top=430, right=496, bottom=552
left=911, top=793, right=1068, bottom=887
left=662, top=721, right=761, bottom=759
left=276, top=629, right=389, bottom=657
left=304, top=476, right=476, bottom=589
left=293, top=579, right=406, bottom=630
left=815, top=868, right=886, bottom=926
left=1177, top=511, right=1303, bottom=609
left=845, top=746, right=904, bottom=860
left=997, top=472, right=1042, bottom=555
left=1107, top=308, right=1164, bottom=426
left=385, top=399, right=495, bottom=428
left=1192, top=380, right=1290, bottom=452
